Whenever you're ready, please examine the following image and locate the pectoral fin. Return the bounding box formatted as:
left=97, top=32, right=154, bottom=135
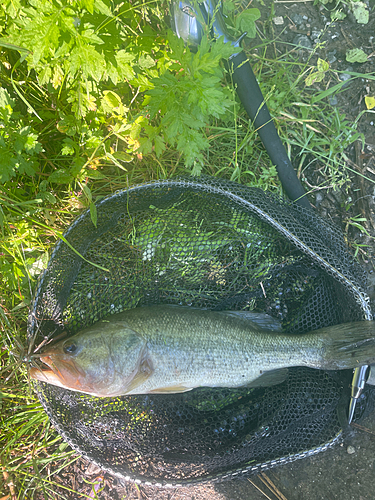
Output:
left=124, top=349, right=154, bottom=394
left=246, top=368, right=289, bottom=388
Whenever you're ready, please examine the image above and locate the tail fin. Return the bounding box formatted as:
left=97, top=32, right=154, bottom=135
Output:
left=318, top=321, right=375, bottom=370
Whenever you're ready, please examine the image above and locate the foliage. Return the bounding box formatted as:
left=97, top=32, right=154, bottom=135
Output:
left=313, top=0, right=369, bottom=23
left=0, top=88, right=43, bottom=183
left=235, top=9, right=261, bottom=38
left=0, top=0, right=166, bottom=186
left=349, top=0, right=369, bottom=23
left=305, top=58, right=329, bottom=86
left=346, top=48, right=368, bottom=63
left=0, top=0, right=260, bottom=184
left=147, top=32, right=238, bottom=168
left=222, top=1, right=261, bottom=39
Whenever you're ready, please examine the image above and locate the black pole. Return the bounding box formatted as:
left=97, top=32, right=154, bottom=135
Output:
left=230, top=51, right=311, bottom=211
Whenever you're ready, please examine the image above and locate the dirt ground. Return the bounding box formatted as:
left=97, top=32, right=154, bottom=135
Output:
left=264, top=0, right=375, bottom=238
left=34, top=1, right=375, bottom=499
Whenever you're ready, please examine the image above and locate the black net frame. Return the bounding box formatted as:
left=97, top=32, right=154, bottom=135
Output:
left=28, top=176, right=373, bottom=485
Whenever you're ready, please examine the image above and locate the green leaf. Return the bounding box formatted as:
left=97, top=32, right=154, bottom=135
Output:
left=70, top=157, right=86, bottom=177
left=86, top=134, right=102, bottom=149
left=147, top=33, right=237, bottom=167
left=105, top=151, right=128, bottom=171
left=81, top=28, right=104, bottom=45
left=42, top=191, right=57, bottom=204
left=80, top=28, right=104, bottom=45
left=86, top=169, right=106, bottom=179
left=0, top=156, right=16, bottom=183
left=52, top=65, right=64, bottom=89
left=93, top=0, right=113, bottom=17
left=115, top=50, right=135, bottom=80
left=0, top=87, right=15, bottom=109
left=305, top=71, right=325, bottom=86
left=191, top=161, right=203, bottom=176
left=48, top=169, right=74, bottom=184
left=57, top=115, right=78, bottom=136
left=154, top=135, right=166, bottom=157
left=317, top=58, right=329, bottom=72
left=350, top=1, right=369, bottom=23
left=30, top=18, right=61, bottom=67
left=0, top=39, right=30, bottom=54
left=38, top=66, right=52, bottom=85
left=223, top=0, right=236, bottom=16
left=102, top=90, right=123, bottom=111
left=81, top=0, right=94, bottom=14
left=16, top=155, right=38, bottom=177
left=129, top=122, right=142, bottom=140
left=311, top=80, right=348, bottom=103
left=346, top=48, right=368, bottom=63
left=167, top=30, right=186, bottom=62
left=58, top=232, right=109, bottom=272
left=138, top=54, right=155, bottom=69
left=131, top=74, right=152, bottom=92
left=106, top=60, right=120, bottom=85
left=235, top=9, right=261, bottom=38
left=20, top=128, right=43, bottom=154
left=61, top=138, right=78, bottom=156
left=82, top=183, right=93, bottom=203
left=138, top=137, right=152, bottom=155
left=54, top=41, right=72, bottom=60
left=331, top=9, right=346, bottom=20
left=112, top=151, right=133, bottom=162
left=70, top=44, right=106, bottom=81
left=2, top=0, right=22, bottom=18
left=210, top=35, right=240, bottom=61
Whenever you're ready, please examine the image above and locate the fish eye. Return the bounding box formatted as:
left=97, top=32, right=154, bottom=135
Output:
left=63, top=342, right=78, bottom=354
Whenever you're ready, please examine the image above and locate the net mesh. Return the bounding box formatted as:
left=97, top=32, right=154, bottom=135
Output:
left=28, top=176, right=373, bottom=485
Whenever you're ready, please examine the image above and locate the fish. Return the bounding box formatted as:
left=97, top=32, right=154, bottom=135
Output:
left=29, top=305, right=375, bottom=398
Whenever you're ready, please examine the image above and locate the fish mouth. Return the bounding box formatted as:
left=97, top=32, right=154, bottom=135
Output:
left=29, top=354, right=87, bottom=392
left=29, top=364, right=67, bottom=389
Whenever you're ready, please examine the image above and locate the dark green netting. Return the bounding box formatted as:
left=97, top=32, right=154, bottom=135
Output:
left=28, top=176, right=373, bottom=485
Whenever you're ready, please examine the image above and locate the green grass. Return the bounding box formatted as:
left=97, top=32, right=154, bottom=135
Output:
left=1, top=0, right=375, bottom=497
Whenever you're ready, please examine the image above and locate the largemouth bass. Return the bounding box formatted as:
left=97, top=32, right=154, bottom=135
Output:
left=29, top=306, right=375, bottom=397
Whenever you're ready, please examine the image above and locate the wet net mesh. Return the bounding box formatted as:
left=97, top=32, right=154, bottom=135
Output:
left=28, top=176, right=374, bottom=485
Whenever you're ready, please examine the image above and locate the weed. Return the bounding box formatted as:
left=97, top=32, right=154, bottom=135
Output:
left=0, top=0, right=261, bottom=177
left=1, top=310, right=79, bottom=499
left=314, top=0, right=369, bottom=24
